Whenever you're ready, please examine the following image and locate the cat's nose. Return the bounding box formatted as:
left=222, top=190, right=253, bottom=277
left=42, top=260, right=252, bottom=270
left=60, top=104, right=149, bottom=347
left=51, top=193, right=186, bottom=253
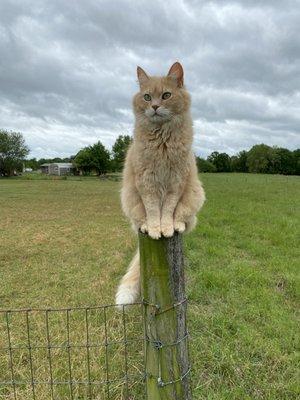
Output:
left=152, top=105, right=159, bottom=111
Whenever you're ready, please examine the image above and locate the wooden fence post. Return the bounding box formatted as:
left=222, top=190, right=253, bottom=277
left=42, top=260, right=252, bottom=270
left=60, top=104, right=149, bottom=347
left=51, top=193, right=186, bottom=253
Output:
left=139, top=231, right=192, bottom=400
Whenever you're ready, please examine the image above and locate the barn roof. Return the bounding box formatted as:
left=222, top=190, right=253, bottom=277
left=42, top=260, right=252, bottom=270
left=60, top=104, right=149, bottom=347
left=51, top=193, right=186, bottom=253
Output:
left=41, top=163, right=73, bottom=167
left=53, top=163, right=73, bottom=168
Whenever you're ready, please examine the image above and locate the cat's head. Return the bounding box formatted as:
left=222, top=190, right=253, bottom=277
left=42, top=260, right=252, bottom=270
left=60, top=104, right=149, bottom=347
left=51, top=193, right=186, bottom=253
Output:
left=133, top=62, right=190, bottom=124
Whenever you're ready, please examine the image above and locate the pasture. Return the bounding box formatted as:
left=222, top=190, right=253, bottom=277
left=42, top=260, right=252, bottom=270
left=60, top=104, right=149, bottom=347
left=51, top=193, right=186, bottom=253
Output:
left=0, top=173, right=299, bottom=399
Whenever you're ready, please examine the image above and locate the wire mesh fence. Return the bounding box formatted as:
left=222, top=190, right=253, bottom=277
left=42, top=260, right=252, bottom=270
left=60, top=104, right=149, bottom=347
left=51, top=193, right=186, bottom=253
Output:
left=0, top=303, right=146, bottom=400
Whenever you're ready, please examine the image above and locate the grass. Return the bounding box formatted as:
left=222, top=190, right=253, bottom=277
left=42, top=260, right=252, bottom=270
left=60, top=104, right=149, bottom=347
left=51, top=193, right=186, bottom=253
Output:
left=0, top=173, right=299, bottom=399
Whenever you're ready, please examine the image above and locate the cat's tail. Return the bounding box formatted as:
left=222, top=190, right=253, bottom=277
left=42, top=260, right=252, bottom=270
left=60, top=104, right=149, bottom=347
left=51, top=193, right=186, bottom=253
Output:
left=115, top=250, right=140, bottom=307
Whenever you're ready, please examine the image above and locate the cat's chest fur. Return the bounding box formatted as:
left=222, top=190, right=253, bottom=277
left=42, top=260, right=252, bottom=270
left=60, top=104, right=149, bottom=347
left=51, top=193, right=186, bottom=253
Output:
left=134, top=134, right=190, bottom=194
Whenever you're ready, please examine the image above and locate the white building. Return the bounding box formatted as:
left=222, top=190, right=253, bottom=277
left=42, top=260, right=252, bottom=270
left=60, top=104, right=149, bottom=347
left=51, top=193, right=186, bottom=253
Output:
left=41, top=163, right=74, bottom=176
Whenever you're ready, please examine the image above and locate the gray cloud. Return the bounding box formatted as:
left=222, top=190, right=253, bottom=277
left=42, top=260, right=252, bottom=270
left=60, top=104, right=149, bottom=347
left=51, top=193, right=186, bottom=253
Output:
left=0, top=0, right=299, bottom=159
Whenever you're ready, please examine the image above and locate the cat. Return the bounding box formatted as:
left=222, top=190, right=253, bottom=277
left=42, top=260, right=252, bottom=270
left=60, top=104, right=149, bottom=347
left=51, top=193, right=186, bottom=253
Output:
left=115, top=62, right=205, bottom=305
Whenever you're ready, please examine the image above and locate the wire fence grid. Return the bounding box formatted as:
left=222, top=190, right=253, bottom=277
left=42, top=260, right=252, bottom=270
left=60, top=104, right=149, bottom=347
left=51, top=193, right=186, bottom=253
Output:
left=0, top=303, right=147, bottom=400
left=0, top=300, right=191, bottom=399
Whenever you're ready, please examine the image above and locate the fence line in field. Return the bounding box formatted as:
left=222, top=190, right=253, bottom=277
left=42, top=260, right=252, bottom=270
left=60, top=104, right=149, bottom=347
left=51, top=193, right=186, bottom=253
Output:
left=1, top=232, right=191, bottom=400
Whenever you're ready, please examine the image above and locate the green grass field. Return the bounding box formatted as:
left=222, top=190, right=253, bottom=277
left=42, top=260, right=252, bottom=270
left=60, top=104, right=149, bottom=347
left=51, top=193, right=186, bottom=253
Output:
left=0, top=174, right=299, bottom=399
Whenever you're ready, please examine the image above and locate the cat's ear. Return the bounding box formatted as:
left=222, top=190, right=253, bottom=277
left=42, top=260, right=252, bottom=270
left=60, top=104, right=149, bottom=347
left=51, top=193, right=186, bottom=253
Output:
left=137, top=66, right=149, bottom=87
left=167, top=62, right=184, bottom=87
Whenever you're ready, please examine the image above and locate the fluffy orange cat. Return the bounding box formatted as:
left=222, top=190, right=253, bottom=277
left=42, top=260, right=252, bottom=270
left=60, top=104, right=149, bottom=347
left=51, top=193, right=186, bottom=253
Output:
left=116, top=62, right=205, bottom=305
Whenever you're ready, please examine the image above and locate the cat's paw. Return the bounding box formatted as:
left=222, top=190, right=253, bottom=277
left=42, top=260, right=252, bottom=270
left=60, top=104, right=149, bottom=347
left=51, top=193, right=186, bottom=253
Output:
left=148, top=225, right=161, bottom=240
left=140, top=222, right=148, bottom=233
left=161, top=223, right=174, bottom=238
left=174, top=221, right=186, bottom=233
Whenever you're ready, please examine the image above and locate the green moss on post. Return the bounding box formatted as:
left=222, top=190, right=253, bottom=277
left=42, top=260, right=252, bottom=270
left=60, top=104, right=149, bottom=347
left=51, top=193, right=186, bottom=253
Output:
left=139, top=231, right=192, bottom=400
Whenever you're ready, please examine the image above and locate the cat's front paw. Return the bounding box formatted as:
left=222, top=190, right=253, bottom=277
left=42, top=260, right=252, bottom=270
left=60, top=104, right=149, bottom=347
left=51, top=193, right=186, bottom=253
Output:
left=140, top=222, right=161, bottom=239
left=140, top=222, right=148, bottom=234
left=161, top=222, right=174, bottom=238
left=174, top=220, right=186, bottom=233
left=148, top=225, right=161, bottom=240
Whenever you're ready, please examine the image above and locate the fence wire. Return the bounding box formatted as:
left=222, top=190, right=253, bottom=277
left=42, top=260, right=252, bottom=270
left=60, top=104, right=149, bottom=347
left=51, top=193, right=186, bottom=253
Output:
left=0, top=303, right=146, bottom=400
left=143, top=297, right=191, bottom=390
left=0, top=300, right=191, bottom=399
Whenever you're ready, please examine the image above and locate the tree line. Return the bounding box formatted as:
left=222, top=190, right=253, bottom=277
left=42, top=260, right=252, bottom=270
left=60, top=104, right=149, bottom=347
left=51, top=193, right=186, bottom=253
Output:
left=197, top=145, right=300, bottom=175
left=1, top=129, right=299, bottom=176
left=0, top=129, right=132, bottom=176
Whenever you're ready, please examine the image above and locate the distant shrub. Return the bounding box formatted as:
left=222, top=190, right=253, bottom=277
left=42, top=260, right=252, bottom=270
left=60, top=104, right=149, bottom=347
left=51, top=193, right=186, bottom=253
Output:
left=196, top=157, right=217, bottom=172
left=207, top=152, right=231, bottom=172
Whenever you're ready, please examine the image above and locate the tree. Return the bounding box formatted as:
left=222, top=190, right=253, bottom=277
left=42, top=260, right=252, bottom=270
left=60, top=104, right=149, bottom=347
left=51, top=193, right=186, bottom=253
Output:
left=0, top=130, right=29, bottom=176
left=74, top=148, right=92, bottom=175
left=231, top=150, right=248, bottom=172
left=74, top=141, right=110, bottom=175
left=293, top=149, right=300, bottom=175
left=207, top=151, right=231, bottom=172
left=272, top=148, right=296, bottom=175
left=196, top=157, right=216, bottom=172
left=37, top=158, right=50, bottom=166
left=112, top=135, right=132, bottom=171
left=25, top=158, right=39, bottom=170
left=89, top=141, right=110, bottom=174
left=246, top=144, right=276, bottom=174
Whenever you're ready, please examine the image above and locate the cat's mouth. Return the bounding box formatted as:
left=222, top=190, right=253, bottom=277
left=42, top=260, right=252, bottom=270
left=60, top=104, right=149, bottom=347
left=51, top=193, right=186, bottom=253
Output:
left=145, top=108, right=171, bottom=122
left=150, top=114, right=166, bottom=122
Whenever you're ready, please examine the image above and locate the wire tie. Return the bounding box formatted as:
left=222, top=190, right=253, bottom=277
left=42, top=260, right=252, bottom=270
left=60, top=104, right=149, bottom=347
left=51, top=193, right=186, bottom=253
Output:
left=142, top=298, right=160, bottom=311
left=157, top=377, right=164, bottom=387
left=153, top=340, right=163, bottom=350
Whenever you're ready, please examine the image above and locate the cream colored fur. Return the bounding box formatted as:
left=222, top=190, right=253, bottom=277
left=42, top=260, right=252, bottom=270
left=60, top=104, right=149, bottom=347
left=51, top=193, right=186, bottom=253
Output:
left=115, top=62, right=205, bottom=306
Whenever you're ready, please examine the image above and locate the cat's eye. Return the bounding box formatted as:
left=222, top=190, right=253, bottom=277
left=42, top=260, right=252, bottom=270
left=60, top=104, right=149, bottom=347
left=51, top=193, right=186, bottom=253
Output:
left=162, top=92, right=171, bottom=100
left=144, top=94, right=151, bottom=101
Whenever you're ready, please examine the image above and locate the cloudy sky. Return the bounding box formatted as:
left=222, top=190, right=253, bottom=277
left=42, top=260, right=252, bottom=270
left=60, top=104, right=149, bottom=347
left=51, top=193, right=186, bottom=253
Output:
left=0, top=0, right=299, bottom=159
